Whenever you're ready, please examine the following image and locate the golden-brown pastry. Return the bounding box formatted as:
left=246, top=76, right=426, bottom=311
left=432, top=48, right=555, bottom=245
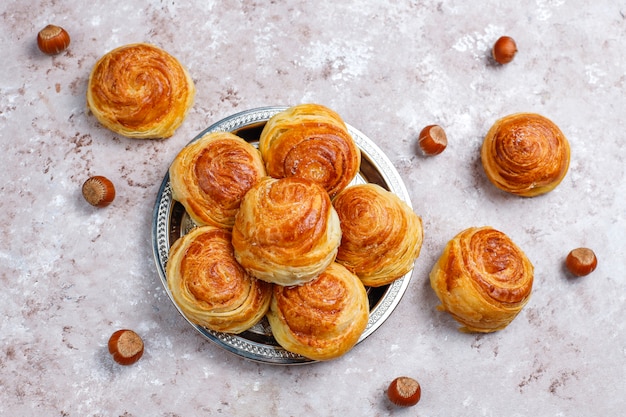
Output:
left=481, top=113, right=570, bottom=197
left=87, top=43, right=195, bottom=139
left=166, top=225, right=272, bottom=334
left=267, top=262, right=369, bottom=361
left=333, top=184, right=423, bottom=287
left=169, top=131, right=266, bottom=229
left=258, top=103, right=361, bottom=197
left=232, top=176, right=342, bottom=286
left=429, top=226, right=534, bottom=333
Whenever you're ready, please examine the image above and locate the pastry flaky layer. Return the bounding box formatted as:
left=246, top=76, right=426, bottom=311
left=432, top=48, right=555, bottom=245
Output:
left=333, top=184, right=424, bottom=287
left=258, top=103, right=361, bottom=197
left=481, top=112, right=570, bottom=197
left=87, top=43, right=195, bottom=139
left=267, top=262, right=369, bottom=361
left=169, top=131, right=266, bottom=229
left=166, top=226, right=272, bottom=334
left=232, top=176, right=342, bottom=286
left=429, top=226, right=534, bottom=333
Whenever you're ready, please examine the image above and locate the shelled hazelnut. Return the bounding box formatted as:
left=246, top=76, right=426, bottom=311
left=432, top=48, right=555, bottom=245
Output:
left=82, top=176, right=116, bottom=207
left=37, top=24, right=70, bottom=55
left=108, top=329, right=144, bottom=366
left=566, top=247, right=597, bottom=277
left=492, top=36, right=517, bottom=64
left=418, top=125, right=447, bottom=155
left=387, top=376, right=421, bottom=407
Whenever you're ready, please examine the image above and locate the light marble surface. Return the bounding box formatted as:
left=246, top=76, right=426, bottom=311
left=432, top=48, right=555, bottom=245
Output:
left=1, top=0, right=624, bottom=416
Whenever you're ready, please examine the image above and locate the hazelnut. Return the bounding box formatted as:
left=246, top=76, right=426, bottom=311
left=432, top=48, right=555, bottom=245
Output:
left=566, top=247, right=597, bottom=277
left=387, top=376, right=421, bottom=407
left=492, top=36, right=517, bottom=64
left=82, top=176, right=116, bottom=207
left=108, top=329, right=144, bottom=366
left=37, top=24, right=70, bottom=55
left=418, top=125, right=447, bottom=155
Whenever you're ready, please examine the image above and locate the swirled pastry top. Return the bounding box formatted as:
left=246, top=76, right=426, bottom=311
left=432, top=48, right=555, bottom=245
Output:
left=169, top=131, right=266, bottom=229
left=481, top=113, right=570, bottom=197
left=258, top=103, right=361, bottom=197
left=87, top=43, right=195, bottom=139
left=166, top=225, right=272, bottom=334
left=429, top=226, right=534, bottom=333
left=333, top=184, right=423, bottom=287
left=267, top=262, right=369, bottom=361
left=232, top=176, right=342, bottom=286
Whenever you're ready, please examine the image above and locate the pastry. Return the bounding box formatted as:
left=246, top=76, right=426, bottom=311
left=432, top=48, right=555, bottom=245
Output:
left=481, top=113, right=570, bottom=197
left=267, top=262, right=369, bottom=361
left=232, top=176, right=342, bottom=286
left=429, top=226, right=534, bottom=333
left=166, top=225, right=272, bottom=334
left=169, top=131, right=266, bottom=229
left=333, top=184, right=423, bottom=287
left=258, top=103, right=361, bottom=197
left=87, top=43, right=195, bottom=139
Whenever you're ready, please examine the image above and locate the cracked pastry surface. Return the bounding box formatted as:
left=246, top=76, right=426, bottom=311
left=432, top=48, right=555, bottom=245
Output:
left=87, top=43, right=195, bottom=139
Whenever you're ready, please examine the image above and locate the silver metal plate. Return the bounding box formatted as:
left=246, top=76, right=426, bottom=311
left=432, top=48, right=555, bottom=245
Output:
left=152, top=106, right=414, bottom=364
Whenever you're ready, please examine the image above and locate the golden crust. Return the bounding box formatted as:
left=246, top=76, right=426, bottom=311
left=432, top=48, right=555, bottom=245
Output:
left=87, top=43, right=195, bottom=139
left=429, top=226, right=534, bottom=333
left=232, top=176, right=342, bottom=286
left=333, top=184, right=423, bottom=287
left=169, top=131, right=266, bottom=229
left=481, top=113, right=570, bottom=197
left=267, top=262, right=369, bottom=361
left=259, top=103, right=361, bottom=197
left=166, top=226, right=272, bottom=334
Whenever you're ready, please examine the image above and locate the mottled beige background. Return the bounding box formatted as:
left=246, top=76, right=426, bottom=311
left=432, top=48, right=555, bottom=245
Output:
left=1, top=0, right=624, bottom=416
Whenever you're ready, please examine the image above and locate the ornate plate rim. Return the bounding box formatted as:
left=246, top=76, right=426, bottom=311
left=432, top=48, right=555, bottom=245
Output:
left=151, top=106, right=413, bottom=365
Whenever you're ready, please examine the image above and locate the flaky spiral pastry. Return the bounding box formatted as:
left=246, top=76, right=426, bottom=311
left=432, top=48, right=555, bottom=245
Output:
left=481, top=113, right=570, bottom=197
left=232, top=177, right=342, bottom=286
left=259, top=103, right=361, bottom=197
left=267, top=262, right=369, bottom=361
left=333, top=184, right=423, bottom=287
left=87, top=43, right=195, bottom=139
left=166, top=226, right=272, bottom=334
left=169, top=131, right=266, bottom=229
left=429, top=227, right=534, bottom=333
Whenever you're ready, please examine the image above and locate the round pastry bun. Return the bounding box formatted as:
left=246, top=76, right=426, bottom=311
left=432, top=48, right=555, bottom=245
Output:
left=429, top=226, right=534, bottom=333
left=333, top=183, right=423, bottom=287
left=87, top=43, right=195, bottom=139
left=267, top=262, right=369, bottom=361
left=259, top=103, right=361, bottom=197
left=481, top=112, right=570, bottom=197
left=232, top=176, right=342, bottom=286
left=169, top=131, right=266, bottom=229
left=166, top=226, right=272, bottom=334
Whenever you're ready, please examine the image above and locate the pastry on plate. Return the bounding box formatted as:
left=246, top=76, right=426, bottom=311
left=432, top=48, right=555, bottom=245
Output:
left=267, top=262, right=369, bottom=361
left=169, top=131, right=266, bottom=229
left=481, top=113, right=570, bottom=197
left=333, top=183, right=423, bottom=287
left=258, top=103, right=361, bottom=197
left=166, top=226, right=272, bottom=334
left=232, top=176, right=342, bottom=286
left=87, top=43, right=195, bottom=139
left=429, top=226, right=534, bottom=333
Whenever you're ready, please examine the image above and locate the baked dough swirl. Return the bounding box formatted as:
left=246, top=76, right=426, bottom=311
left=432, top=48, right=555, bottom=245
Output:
left=267, top=262, right=369, bottom=361
left=87, top=43, right=195, bottom=139
left=481, top=113, right=570, bottom=197
left=258, top=103, right=361, bottom=197
left=429, top=226, right=534, bottom=333
left=232, top=176, right=342, bottom=286
left=166, top=226, right=272, bottom=334
left=169, top=131, right=266, bottom=229
left=333, top=184, right=423, bottom=287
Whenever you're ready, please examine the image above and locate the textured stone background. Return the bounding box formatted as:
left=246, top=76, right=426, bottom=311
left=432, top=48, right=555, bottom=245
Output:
left=1, top=0, right=624, bottom=416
